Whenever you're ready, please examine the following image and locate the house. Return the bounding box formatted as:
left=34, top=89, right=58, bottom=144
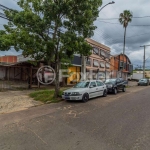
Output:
left=85, top=38, right=111, bottom=81
left=110, top=53, right=133, bottom=80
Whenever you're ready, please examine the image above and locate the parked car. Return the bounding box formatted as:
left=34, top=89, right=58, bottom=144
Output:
left=104, top=78, right=126, bottom=94
left=62, top=80, right=107, bottom=102
left=138, top=78, right=149, bottom=86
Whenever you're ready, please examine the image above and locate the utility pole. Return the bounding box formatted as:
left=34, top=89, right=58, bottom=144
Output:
left=140, top=45, right=150, bottom=78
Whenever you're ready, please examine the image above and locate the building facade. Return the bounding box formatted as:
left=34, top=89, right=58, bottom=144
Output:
left=85, top=38, right=111, bottom=81
left=110, top=54, right=133, bottom=79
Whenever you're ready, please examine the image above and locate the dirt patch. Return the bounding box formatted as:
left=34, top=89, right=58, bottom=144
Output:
left=0, top=90, right=43, bottom=114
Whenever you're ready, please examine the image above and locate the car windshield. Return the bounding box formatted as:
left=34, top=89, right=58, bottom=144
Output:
left=139, top=79, right=147, bottom=82
left=105, top=79, right=116, bottom=83
left=74, top=82, right=90, bottom=88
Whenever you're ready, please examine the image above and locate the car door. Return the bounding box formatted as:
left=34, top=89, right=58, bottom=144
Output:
left=89, top=81, right=97, bottom=98
left=96, top=81, right=105, bottom=96
left=116, top=78, right=121, bottom=90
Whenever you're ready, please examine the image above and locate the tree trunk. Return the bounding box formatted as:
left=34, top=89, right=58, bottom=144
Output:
left=54, top=53, right=60, bottom=98
left=123, top=27, right=126, bottom=57
left=122, top=27, right=127, bottom=78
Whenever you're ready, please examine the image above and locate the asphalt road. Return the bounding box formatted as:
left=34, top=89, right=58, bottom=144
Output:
left=0, top=86, right=150, bottom=150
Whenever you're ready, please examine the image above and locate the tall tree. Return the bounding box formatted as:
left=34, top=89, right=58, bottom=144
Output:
left=0, top=0, right=102, bottom=98
left=119, top=10, right=133, bottom=68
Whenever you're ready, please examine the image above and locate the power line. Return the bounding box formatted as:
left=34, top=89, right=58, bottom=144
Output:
left=0, top=4, right=12, bottom=11
left=98, top=16, right=150, bottom=20
left=96, top=19, right=150, bottom=26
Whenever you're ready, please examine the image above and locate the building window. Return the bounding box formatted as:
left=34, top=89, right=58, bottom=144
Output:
left=120, top=61, right=123, bottom=68
left=100, top=50, right=106, bottom=57
left=86, top=58, right=91, bottom=66
left=124, top=63, right=126, bottom=69
left=93, top=60, right=99, bottom=67
left=100, top=62, right=105, bottom=68
left=106, top=63, right=110, bottom=68
left=93, top=70, right=98, bottom=79
left=129, top=64, right=133, bottom=73
left=105, top=52, right=110, bottom=59
left=93, top=47, right=99, bottom=55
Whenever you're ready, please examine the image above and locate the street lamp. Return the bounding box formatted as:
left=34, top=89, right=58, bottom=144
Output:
left=99, top=1, right=115, bottom=12
left=82, top=1, right=115, bottom=81
left=97, top=1, right=115, bottom=80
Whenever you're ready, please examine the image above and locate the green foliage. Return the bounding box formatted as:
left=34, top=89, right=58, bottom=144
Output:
left=29, top=89, right=65, bottom=103
left=0, top=0, right=102, bottom=62
left=119, top=10, right=133, bottom=28
left=119, top=10, right=133, bottom=56
left=0, top=0, right=102, bottom=97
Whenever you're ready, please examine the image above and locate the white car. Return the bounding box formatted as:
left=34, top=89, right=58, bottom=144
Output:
left=62, top=80, right=107, bottom=102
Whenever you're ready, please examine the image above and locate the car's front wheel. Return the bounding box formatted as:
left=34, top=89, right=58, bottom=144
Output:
left=103, top=90, right=107, bottom=97
left=113, top=88, right=117, bottom=94
left=82, top=93, right=89, bottom=103
left=122, top=86, right=126, bottom=92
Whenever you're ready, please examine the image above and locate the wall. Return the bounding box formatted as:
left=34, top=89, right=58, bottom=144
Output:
left=67, top=66, right=81, bottom=85
left=0, top=66, right=27, bottom=80
left=0, top=56, right=17, bottom=63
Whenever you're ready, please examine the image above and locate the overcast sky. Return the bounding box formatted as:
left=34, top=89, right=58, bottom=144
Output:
left=0, top=0, right=150, bottom=68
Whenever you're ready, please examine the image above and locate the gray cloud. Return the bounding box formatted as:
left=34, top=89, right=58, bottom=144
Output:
left=0, top=0, right=150, bottom=67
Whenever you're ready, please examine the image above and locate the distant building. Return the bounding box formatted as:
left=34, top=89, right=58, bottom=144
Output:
left=110, top=54, right=133, bottom=80
left=0, top=55, right=17, bottom=63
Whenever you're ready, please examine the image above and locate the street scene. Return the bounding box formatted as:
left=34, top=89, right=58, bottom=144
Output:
left=0, top=0, right=150, bottom=150
left=0, top=85, right=150, bottom=150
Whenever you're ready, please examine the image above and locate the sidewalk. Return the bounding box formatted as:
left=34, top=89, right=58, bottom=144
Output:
left=128, top=81, right=138, bottom=87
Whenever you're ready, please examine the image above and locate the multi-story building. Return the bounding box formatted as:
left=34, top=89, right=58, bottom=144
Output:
left=66, top=39, right=111, bottom=84
left=110, top=53, right=133, bottom=79
left=85, top=38, right=111, bottom=81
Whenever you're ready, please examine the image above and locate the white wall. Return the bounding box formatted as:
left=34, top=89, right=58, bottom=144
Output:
left=132, top=73, right=143, bottom=80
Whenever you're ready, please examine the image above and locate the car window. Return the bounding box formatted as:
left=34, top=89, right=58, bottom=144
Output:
left=90, top=82, right=97, bottom=87
left=140, top=79, right=146, bottom=82
left=117, top=79, right=120, bottom=83
left=105, top=79, right=116, bottom=83
left=74, top=82, right=90, bottom=88
left=119, top=78, right=123, bottom=82
left=96, top=81, right=104, bottom=86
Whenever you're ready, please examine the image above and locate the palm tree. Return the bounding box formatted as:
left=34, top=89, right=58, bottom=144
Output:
left=119, top=10, right=133, bottom=77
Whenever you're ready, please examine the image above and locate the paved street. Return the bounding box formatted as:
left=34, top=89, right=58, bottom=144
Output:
left=0, top=86, right=150, bottom=150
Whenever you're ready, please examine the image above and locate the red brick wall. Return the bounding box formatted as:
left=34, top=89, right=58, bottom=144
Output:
left=0, top=56, right=17, bottom=63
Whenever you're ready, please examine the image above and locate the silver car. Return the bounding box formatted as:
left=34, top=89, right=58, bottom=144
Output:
left=62, top=80, right=107, bottom=102
left=138, top=78, right=149, bottom=86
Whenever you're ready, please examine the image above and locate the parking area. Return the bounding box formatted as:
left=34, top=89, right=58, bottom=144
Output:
left=0, top=81, right=144, bottom=115
left=0, top=90, right=42, bottom=114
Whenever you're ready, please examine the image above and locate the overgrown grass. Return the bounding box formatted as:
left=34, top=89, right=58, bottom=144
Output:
left=29, top=89, right=64, bottom=103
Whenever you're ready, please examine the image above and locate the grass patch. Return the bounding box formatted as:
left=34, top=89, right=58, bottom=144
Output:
left=29, top=89, right=64, bottom=103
